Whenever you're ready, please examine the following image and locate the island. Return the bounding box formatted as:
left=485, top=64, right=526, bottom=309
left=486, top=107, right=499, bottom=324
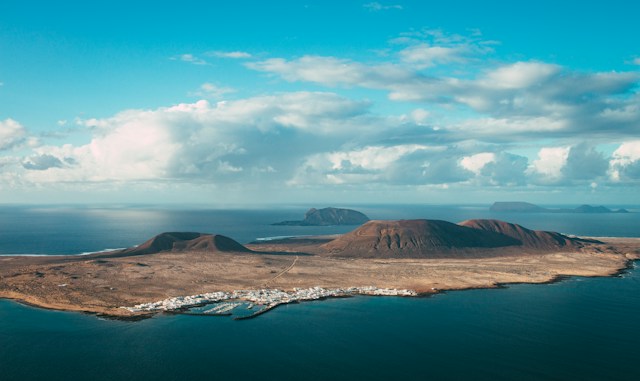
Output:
left=490, top=202, right=629, bottom=213
left=272, top=207, right=370, bottom=226
left=0, top=218, right=638, bottom=319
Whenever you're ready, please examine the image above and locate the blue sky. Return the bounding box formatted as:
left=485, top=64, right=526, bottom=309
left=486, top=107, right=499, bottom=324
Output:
left=1, top=0, right=639, bottom=205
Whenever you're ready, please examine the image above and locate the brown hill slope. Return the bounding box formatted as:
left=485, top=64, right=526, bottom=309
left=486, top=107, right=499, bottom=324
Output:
left=117, top=232, right=252, bottom=256
left=321, top=219, right=521, bottom=258
left=458, top=219, right=584, bottom=249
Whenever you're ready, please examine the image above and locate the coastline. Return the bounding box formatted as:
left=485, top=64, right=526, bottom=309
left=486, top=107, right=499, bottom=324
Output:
left=0, top=238, right=640, bottom=320
left=0, top=261, right=632, bottom=319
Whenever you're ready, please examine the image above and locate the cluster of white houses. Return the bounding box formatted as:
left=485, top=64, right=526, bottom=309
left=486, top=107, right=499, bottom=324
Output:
left=122, top=286, right=417, bottom=313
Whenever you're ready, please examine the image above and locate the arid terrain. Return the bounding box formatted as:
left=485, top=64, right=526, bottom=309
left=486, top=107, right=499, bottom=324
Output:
left=1, top=219, right=639, bottom=317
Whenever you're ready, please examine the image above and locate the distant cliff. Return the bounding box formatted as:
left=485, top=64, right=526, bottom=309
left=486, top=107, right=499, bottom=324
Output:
left=273, top=207, right=370, bottom=226
left=490, top=202, right=628, bottom=214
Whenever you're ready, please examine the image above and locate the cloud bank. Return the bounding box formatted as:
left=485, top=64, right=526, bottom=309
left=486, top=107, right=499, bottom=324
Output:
left=2, top=28, right=639, bottom=202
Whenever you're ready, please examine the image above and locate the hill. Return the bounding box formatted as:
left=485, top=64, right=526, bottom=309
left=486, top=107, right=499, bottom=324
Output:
left=273, top=207, right=370, bottom=226
left=321, top=219, right=520, bottom=258
left=458, top=219, right=585, bottom=249
left=116, top=232, right=251, bottom=256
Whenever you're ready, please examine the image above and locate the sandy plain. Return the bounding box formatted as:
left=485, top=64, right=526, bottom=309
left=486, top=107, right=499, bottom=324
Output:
left=0, top=237, right=638, bottom=317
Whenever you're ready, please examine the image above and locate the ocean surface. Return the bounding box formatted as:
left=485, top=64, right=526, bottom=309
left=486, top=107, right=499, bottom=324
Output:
left=1, top=204, right=639, bottom=380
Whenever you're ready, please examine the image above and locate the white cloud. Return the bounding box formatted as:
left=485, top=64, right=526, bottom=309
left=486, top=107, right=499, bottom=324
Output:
left=207, top=51, right=252, bottom=59
left=460, top=152, right=496, bottom=174
left=611, top=140, right=640, bottom=164
left=171, top=53, right=208, bottom=65
left=189, top=83, right=236, bottom=99
left=363, top=2, right=403, bottom=11
left=5, top=28, right=640, bottom=198
left=0, top=119, right=27, bottom=150
left=410, top=108, right=430, bottom=124
left=328, top=144, right=428, bottom=171
left=247, top=45, right=639, bottom=141
left=529, top=146, right=570, bottom=182
left=247, top=55, right=419, bottom=88
left=480, top=61, right=560, bottom=89
left=610, top=140, right=640, bottom=181
left=18, top=93, right=378, bottom=185
left=289, top=144, right=438, bottom=185
left=398, top=43, right=478, bottom=68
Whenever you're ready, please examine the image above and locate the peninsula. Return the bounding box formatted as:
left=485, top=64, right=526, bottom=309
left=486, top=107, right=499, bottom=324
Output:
left=0, top=218, right=638, bottom=318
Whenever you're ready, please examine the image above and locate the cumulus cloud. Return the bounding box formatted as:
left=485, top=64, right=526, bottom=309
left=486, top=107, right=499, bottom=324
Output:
left=5, top=29, right=640, bottom=198
left=460, top=151, right=529, bottom=186
left=525, top=144, right=611, bottom=185
left=480, top=153, right=528, bottom=185
left=561, top=144, right=609, bottom=181
left=18, top=93, right=381, bottom=185
left=528, top=146, right=570, bottom=183
left=288, top=144, right=476, bottom=186
left=460, top=152, right=496, bottom=174
left=610, top=140, right=640, bottom=181
left=0, top=119, right=27, bottom=150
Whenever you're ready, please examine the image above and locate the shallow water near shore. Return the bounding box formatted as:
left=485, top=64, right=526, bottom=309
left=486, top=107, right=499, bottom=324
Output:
left=1, top=205, right=640, bottom=380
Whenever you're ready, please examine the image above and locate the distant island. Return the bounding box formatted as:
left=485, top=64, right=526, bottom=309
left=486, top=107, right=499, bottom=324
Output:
left=490, top=202, right=629, bottom=214
left=1, top=216, right=638, bottom=319
left=272, top=207, right=370, bottom=226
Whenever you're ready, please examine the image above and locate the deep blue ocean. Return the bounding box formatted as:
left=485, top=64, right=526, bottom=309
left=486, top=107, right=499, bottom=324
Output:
left=1, top=204, right=639, bottom=381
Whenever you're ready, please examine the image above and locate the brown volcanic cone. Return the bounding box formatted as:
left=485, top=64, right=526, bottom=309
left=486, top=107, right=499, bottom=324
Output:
left=459, top=219, right=582, bottom=249
left=118, top=232, right=252, bottom=256
left=321, top=219, right=520, bottom=258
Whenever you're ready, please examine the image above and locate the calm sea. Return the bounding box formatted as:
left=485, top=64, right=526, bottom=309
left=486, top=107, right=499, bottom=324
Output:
left=1, top=205, right=639, bottom=381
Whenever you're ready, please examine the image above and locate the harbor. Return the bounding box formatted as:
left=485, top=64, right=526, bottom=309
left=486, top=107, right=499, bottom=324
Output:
left=122, top=286, right=417, bottom=319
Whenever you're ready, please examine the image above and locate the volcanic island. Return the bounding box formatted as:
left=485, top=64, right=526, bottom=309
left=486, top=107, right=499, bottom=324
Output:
left=1, top=215, right=639, bottom=319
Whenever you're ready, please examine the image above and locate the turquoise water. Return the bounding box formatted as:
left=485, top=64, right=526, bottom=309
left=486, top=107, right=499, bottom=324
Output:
left=1, top=205, right=639, bottom=380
